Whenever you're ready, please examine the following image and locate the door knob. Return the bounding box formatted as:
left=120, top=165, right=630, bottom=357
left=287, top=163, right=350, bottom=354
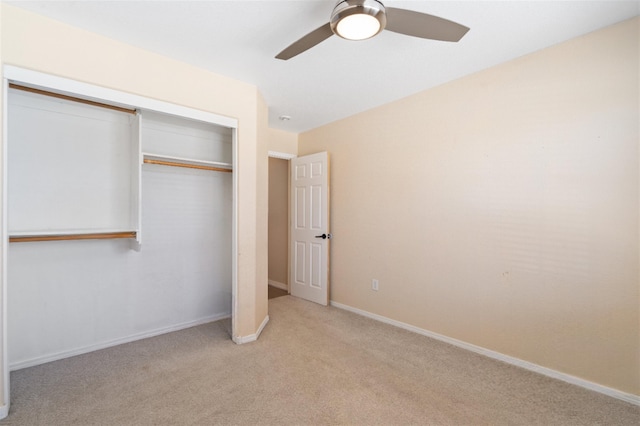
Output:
left=315, top=233, right=332, bottom=239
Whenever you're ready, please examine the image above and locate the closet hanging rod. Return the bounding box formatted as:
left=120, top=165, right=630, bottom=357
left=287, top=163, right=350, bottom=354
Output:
left=144, top=158, right=232, bottom=173
left=9, top=83, right=137, bottom=115
left=9, top=231, right=137, bottom=243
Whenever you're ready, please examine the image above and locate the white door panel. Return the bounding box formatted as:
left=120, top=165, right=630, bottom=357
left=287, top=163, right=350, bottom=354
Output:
left=290, top=152, right=329, bottom=305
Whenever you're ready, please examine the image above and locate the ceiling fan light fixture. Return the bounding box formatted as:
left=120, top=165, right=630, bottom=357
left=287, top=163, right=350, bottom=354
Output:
left=336, top=14, right=380, bottom=40
left=276, top=0, right=469, bottom=60
left=330, top=0, right=386, bottom=41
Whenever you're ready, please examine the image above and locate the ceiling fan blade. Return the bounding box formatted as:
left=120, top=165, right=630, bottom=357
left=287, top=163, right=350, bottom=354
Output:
left=385, top=7, right=469, bottom=42
left=276, top=23, right=334, bottom=60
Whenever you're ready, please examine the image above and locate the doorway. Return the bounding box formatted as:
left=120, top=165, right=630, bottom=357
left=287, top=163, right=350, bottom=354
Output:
left=267, top=151, right=331, bottom=305
left=268, top=156, right=290, bottom=299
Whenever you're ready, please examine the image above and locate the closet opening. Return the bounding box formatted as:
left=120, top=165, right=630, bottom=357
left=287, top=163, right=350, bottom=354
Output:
left=1, top=67, right=239, bottom=410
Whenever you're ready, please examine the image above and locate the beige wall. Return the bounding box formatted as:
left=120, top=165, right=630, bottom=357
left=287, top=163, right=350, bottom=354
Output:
left=0, top=3, right=269, bottom=405
left=255, top=93, right=269, bottom=330
left=269, top=157, right=289, bottom=287
left=267, top=128, right=298, bottom=155
left=299, top=18, right=639, bottom=396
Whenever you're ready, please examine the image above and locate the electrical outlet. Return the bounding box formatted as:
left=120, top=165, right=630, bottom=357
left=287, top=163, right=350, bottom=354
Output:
left=372, top=279, right=379, bottom=291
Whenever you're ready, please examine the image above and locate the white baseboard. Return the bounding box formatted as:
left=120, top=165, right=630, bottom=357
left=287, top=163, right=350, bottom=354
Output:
left=0, top=403, right=8, bottom=420
left=330, top=301, right=640, bottom=407
left=233, top=315, right=270, bottom=344
left=9, top=313, right=231, bottom=371
left=268, top=280, right=288, bottom=291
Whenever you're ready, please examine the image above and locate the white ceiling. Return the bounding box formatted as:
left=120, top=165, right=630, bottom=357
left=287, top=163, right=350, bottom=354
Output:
left=7, top=0, right=639, bottom=133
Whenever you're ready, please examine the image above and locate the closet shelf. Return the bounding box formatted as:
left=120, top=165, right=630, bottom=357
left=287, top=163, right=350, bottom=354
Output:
left=142, top=152, right=232, bottom=173
left=9, top=229, right=137, bottom=243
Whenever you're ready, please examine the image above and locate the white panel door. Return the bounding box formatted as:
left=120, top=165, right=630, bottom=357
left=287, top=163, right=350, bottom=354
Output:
left=290, top=152, right=330, bottom=305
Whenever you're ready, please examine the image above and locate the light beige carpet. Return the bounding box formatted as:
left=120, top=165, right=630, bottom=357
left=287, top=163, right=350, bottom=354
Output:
left=2, top=296, right=638, bottom=425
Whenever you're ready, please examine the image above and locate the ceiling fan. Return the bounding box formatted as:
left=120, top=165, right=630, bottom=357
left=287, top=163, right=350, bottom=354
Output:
left=276, top=0, right=470, bottom=60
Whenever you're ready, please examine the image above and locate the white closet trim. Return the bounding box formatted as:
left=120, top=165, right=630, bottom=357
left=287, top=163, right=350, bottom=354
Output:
left=3, top=66, right=237, bottom=129
left=1, top=76, right=9, bottom=418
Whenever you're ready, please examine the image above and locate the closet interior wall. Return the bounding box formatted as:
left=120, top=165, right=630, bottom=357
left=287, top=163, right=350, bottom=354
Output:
left=6, top=86, right=233, bottom=370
